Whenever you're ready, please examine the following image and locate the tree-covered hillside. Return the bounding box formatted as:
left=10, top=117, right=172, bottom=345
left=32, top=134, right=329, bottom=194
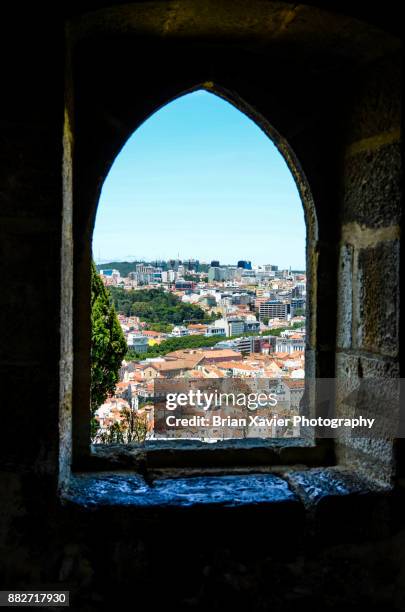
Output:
left=109, top=286, right=218, bottom=325
left=96, top=261, right=143, bottom=277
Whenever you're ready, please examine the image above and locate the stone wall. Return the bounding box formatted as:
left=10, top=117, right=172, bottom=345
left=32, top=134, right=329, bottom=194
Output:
left=335, top=53, right=402, bottom=483
left=0, top=1, right=403, bottom=609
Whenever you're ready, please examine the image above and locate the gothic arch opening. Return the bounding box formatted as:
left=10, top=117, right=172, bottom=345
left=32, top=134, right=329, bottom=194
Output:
left=86, top=86, right=317, bottom=446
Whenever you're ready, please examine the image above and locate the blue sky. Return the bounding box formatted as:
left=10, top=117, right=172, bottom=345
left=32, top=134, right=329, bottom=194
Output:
left=93, top=90, right=306, bottom=269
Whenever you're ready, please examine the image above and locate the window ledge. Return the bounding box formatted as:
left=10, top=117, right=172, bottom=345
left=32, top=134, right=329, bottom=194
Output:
left=63, top=471, right=297, bottom=508
left=62, top=467, right=399, bottom=544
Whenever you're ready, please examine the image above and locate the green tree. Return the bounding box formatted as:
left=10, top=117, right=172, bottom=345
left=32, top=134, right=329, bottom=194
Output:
left=94, top=407, right=149, bottom=444
left=147, top=322, right=173, bottom=333
left=91, top=262, right=127, bottom=434
left=108, top=286, right=216, bottom=326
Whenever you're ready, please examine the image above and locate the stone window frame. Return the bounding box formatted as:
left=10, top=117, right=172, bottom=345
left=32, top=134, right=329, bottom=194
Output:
left=61, top=83, right=335, bottom=477
left=60, top=13, right=341, bottom=481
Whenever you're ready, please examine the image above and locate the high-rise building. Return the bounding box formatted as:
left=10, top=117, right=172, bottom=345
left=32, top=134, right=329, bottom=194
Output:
left=183, top=259, right=200, bottom=272
left=208, top=267, right=220, bottom=282
left=237, top=260, right=252, bottom=270
left=161, top=270, right=177, bottom=283
left=208, top=266, right=241, bottom=282
left=211, top=260, right=220, bottom=268
left=291, top=298, right=305, bottom=314
left=259, top=300, right=290, bottom=320
left=100, top=268, right=120, bottom=277
left=294, top=282, right=306, bottom=296
left=168, top=259, right=182, bottom=271
left=174, top=279, right=194, bottom=290
left=259, top=264, right=278, bottom=273
left=135, top=264, right=162, bottom=284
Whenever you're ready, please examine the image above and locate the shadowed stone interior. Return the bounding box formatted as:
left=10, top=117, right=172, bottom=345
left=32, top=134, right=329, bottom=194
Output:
left=0, top=1, right=403, bottom=609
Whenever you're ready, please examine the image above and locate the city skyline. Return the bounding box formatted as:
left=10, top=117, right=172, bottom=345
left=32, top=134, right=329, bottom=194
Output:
left=96, top=257, right=304, bottom=271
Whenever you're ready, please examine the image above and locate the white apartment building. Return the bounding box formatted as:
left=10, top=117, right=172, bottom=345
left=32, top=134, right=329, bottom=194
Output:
left=259, top=301, right=290, bottom=320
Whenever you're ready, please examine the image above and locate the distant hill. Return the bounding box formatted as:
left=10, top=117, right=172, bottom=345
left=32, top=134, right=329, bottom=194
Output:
left=96, top=261, right=142, bottom=277
left=96, top=260, right=210, bottom=276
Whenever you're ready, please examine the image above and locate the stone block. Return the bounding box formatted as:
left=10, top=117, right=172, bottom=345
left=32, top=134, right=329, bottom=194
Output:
left=355, top=240, right=399, bottom=356
left=286, top=467, right=393, bottom=541
left=334, top=353, right=400, bottom=483
left=345, top=53, right=401, bottom=142
left=343, top=143, right=401, bottom=228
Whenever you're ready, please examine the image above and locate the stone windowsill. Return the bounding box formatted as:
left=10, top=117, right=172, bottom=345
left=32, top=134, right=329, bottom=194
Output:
left=62, top=467, right=390, bottom=510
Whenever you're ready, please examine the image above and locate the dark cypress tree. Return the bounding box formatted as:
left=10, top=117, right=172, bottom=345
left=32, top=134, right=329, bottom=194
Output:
left=90, top=262, right=127, bottom=435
